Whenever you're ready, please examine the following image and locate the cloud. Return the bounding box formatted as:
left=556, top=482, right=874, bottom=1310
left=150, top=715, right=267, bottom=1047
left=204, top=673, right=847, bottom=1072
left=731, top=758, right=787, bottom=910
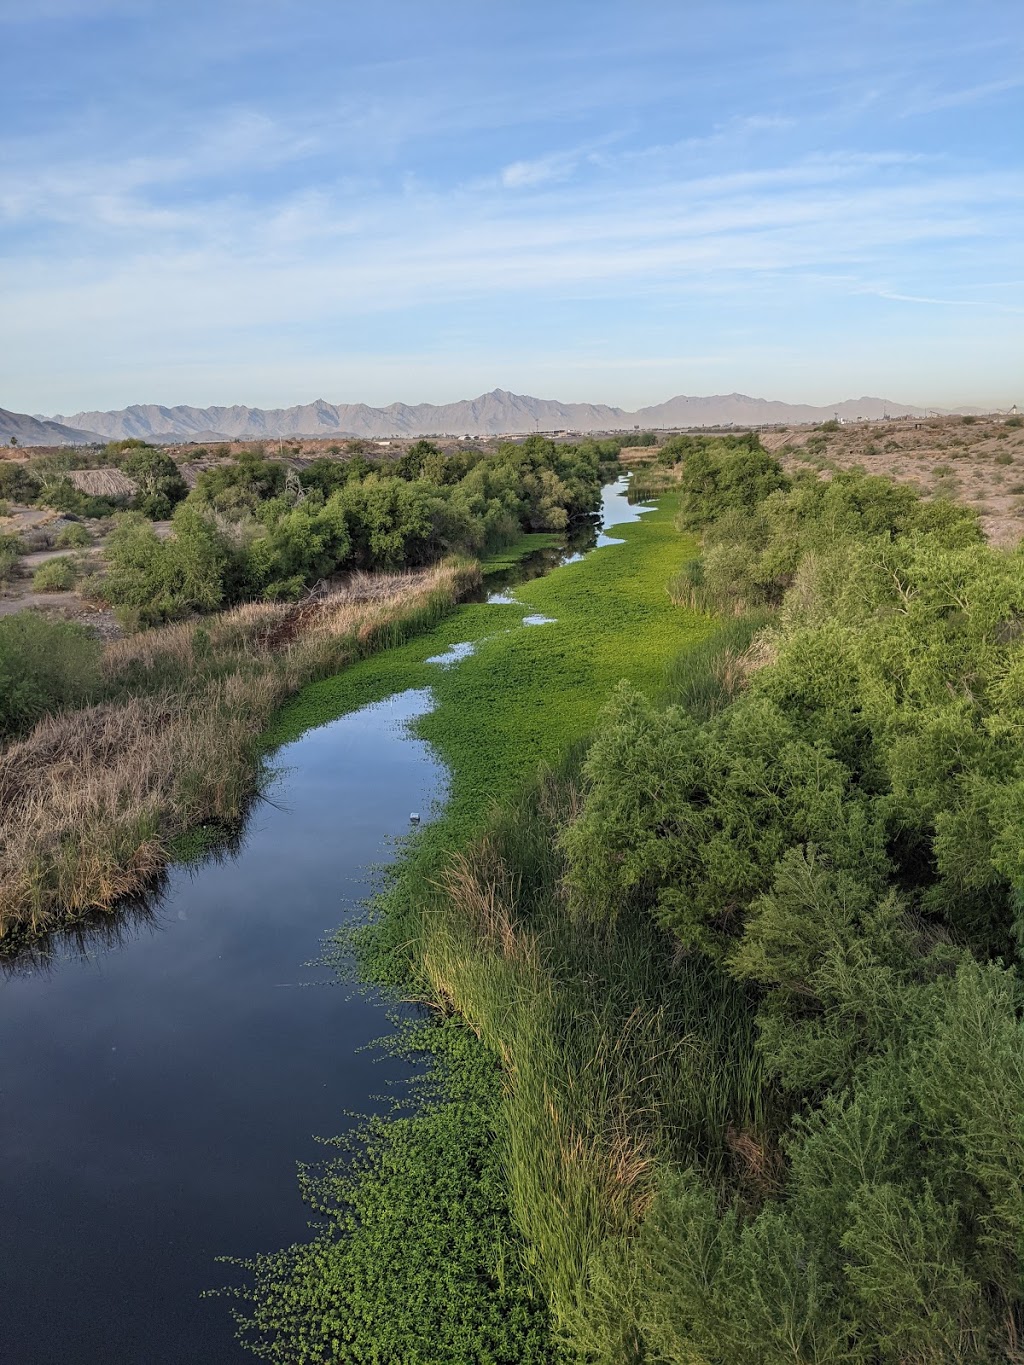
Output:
left=865, top=288, right=1024, bottom=314
left=500, top=152, right=579, bottom=189
left=902, top=75, right=1024, bottom=116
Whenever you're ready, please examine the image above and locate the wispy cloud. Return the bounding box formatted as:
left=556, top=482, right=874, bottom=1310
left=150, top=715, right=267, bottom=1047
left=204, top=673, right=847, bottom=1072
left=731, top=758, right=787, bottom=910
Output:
left=901, top=75, right=1024, bottom=116
left=865, top=288, right=1024, bottom=314
left=2, top=0, right=1022, bottom=410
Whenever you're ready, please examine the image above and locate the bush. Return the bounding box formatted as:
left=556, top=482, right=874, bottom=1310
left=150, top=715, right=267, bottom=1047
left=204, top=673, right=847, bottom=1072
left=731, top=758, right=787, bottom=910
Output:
left=994, top=451, right=1014, bottom=466
left=32, top=557, right=76, bottom=592
left=55, top=522, right=92, bottom=548
left=102, top=507, right=230, bottom=626
left=123, top=448, right=188, bottom=519
left=676, top=445, right=787, bottom=530
left=0, top=462, right=41, bottom=504
left=39, top=478, right=127, bottom=519
left=0, top=613, right=101, bottom=738
left=0, top=532, right=23, bottom=582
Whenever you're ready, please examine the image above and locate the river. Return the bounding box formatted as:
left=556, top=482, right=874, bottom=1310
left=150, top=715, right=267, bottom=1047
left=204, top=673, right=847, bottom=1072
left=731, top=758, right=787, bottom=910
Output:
left=0, top=477, right=650, bottom=1364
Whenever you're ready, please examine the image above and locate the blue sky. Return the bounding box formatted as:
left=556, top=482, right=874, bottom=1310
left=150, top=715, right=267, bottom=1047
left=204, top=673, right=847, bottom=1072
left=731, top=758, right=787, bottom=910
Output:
left=2, top=0, right=1022, bottom=413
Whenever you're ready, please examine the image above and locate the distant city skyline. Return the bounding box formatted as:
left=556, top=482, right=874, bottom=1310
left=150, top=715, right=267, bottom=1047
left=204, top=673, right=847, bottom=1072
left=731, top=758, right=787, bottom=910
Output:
left=2, top=1, right=1022, bottom=412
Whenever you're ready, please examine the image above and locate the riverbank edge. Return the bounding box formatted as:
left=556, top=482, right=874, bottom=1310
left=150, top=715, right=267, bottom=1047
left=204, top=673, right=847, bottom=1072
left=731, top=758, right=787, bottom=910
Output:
left=0, top=560, right=480, bottom=947
left=232, top=490, right=723, bottom=1358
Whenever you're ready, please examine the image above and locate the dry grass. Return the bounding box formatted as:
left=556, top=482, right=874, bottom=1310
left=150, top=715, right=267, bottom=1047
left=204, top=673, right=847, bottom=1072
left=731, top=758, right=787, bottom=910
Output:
left=64, top=467, right=138, bottom=498
left=0, top=561, right=477, bottom=942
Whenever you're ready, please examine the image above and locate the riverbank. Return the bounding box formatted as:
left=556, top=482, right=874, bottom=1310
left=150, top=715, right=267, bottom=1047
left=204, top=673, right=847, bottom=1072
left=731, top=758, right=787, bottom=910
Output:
left=0, top=561, right=478, bottom=943
left=237, top=486, right=735, bottom=1360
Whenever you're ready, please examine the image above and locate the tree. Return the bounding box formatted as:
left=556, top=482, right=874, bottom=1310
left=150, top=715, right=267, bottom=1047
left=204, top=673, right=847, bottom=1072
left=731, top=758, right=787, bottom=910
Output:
left=123, top=447, right=188, bottom=519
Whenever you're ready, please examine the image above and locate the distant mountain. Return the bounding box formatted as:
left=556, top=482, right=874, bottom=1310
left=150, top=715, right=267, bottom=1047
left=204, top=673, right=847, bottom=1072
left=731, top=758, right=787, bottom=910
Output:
left=31, top=388, right=971, bottom=444
left=48, top=390, right=630, bottom=441
left=631, top=393, right=929, bottom=427
left=0, top=407, right=103, bottom=447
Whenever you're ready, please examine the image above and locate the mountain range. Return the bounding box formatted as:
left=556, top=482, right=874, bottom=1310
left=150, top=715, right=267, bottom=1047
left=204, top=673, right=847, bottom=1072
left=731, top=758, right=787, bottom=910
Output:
left=0, top=389, right=978, bottom=447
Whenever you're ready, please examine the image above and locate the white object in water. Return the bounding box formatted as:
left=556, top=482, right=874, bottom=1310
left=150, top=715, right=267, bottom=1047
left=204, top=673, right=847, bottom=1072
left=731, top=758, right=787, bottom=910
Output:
left=409, top=813, right=421, bottom=824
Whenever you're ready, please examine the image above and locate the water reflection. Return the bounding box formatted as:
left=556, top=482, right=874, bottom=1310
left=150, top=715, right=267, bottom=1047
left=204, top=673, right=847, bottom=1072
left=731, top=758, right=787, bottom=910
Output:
left=0, top=689, right=446, bottom=1365
left=0, top=474, right=653, bottom=1364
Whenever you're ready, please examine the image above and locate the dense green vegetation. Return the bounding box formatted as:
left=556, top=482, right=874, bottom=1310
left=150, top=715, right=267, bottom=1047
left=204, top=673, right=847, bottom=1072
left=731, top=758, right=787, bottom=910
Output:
left=237, top=492, right=715, bottom=1361
left=227, top=1022, right=563, bottom=1365
left=0, top=613, right=102, bottom=739
left=241, top=442, right=1024, bottom=1364
left=101, top=437, right=617, bottom=626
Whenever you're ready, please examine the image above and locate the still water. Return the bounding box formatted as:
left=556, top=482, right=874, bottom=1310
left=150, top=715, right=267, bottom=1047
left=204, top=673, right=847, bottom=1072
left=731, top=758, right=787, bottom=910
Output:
left=0, top=477, right=650, bottom=1363
left=0, top=691, right=444, bottom=1364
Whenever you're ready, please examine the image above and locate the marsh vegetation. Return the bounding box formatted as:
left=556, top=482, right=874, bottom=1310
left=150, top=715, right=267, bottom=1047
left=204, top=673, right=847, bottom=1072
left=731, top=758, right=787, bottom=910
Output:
left=237, top=440, right=1024, bottom=1363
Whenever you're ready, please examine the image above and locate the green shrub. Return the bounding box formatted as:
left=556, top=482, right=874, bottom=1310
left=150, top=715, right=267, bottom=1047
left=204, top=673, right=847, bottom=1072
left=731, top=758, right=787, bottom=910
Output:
left=0, top=532, right=23, bottom=582
left=55, top=522, right=92, bottom=548
left=0, top=462, right=41, bottom=504
left=676, top=445, right=787, bottom=530
left=994, top=451, right=1014, bottom=465
left=1006, top=415, right=1023, bottom=429
left=0, top=613, right=101, bottom=737
left=39, top=478, right=127, bottom=519
left=123, top=448, right=188, bottom=518
left=102, top=507, right=230, bottom=626
left=31, top=557, right=76, bottom=591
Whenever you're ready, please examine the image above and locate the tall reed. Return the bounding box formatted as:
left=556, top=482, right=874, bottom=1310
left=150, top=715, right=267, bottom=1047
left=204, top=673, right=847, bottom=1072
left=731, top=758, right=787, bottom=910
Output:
left=406, top=760, right=768, bottom=1353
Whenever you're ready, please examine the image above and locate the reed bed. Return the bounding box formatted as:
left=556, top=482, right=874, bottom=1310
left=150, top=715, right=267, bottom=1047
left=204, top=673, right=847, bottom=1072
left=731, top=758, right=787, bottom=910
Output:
left=0, top=561, right=478, bottom=942
left=410, top=765, right=768, bottom=1350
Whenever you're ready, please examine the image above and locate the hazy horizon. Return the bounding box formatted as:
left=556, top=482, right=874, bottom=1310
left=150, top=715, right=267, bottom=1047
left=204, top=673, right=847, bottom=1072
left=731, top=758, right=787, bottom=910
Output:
left=38, top=384, right=1006, bottom=423
left=3, top=1, right=1022, bottom=414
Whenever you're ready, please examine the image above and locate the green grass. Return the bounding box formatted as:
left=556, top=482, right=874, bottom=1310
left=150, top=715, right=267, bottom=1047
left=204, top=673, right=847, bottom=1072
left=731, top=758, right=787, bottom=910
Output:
left=234, top=494, right=740, bottom=1361
left=479, top=530, right=562, bottom=574
left=271, top=493, right=710, bottom=840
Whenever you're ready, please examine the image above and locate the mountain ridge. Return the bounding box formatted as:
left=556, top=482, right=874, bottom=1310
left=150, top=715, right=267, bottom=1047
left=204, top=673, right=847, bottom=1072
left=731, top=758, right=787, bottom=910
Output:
left=1, top=389, right=983, bottom=446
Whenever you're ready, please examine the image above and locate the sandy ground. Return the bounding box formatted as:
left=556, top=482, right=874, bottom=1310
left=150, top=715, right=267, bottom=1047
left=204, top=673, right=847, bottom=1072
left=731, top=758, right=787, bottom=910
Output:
left=760, top=415, right=1024, bottom=549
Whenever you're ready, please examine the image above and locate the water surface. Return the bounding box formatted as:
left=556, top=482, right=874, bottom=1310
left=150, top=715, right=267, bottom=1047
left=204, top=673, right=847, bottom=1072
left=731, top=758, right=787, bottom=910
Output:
left=0, top=475, right=651, bottom=1363
left=0, top=690, right=443, bottom=1364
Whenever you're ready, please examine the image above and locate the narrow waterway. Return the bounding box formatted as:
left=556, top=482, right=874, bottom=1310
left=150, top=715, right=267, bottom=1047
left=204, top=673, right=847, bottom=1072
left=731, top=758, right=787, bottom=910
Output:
left=0, top=477, right=650, bottom=1364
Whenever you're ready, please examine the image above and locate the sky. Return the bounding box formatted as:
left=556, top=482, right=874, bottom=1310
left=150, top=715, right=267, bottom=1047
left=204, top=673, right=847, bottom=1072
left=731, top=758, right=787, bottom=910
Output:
left=1, top=0, right=1022, bottom=415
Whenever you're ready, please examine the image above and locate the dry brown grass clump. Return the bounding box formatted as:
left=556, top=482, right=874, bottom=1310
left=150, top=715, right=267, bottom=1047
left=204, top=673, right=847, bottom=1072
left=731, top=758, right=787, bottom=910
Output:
left=65, top=467, right=138, bottom=498
left=0, top=561, right=477, bottom=942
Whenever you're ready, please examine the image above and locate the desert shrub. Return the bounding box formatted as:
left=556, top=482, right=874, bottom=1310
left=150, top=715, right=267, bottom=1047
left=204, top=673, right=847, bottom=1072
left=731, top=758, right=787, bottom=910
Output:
left=32, top=557, right=76, bottom=591
left=962, top=414, right=977, bottom=424
left=0, top=613, right=101, bottom=738
left=54, top=522, right=92, bottom=548
left=123, top=448, right=188, bottom=518
left=102, top=507, right=231, bottom=626
left=1006, top=415, right=1022, bottom=429
left=994, top=451, right=1014, bottom=466
left=0, top=532, right=23, bottom=582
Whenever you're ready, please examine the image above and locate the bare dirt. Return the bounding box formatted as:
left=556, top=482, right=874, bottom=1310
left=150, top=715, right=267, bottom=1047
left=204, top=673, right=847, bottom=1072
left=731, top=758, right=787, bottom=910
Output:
left=760, top=415, right=1024, bottom=548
